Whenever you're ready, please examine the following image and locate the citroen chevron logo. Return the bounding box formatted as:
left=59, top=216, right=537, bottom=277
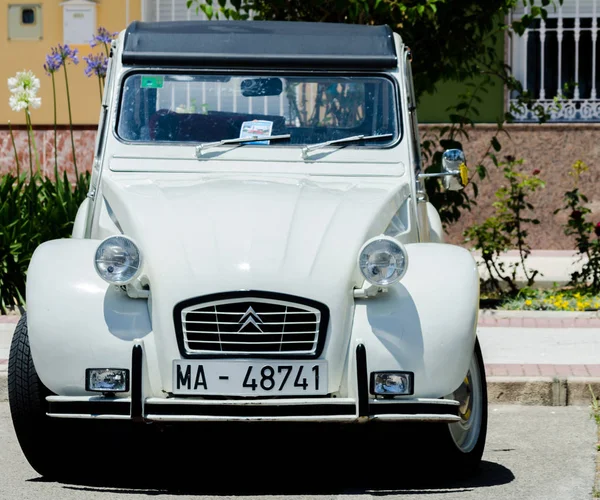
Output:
left=237, top=306, right=264, bottom=333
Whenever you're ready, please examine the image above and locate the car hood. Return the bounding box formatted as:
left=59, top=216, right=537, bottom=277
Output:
left=101, top=173, right=410, bottom=302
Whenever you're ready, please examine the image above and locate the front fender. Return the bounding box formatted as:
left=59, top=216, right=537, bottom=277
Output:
left=26, top=239, right=152, bottom=395
left=351, top=242, right=479, bottom=398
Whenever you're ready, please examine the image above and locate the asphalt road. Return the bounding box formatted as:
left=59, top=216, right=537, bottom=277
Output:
left=0, top=403, right=596, bottom=500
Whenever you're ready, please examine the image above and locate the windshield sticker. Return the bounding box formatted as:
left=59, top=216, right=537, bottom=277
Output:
left=239, top=120, right=273, bottom=145
left=141, top=75, right=164, bottom=89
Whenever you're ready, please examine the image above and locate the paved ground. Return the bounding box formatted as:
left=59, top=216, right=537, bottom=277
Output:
left=477, top=326, right=600, bottom=365
left=0, top=403, right=596, bottom=499
left=0, top=323, right=13, bottom=370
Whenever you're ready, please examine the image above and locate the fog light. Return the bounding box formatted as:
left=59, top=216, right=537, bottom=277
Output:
left=86, top=369, right=129, bottom=393
left=371, top=372, right=413, bottom=395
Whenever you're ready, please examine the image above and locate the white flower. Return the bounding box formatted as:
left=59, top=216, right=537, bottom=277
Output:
left=29, top=96, right=41, bottom=109
left=8, top=70, right=40, bottom=94
left=9, top=94, right=27, bottom=112
left=9, top=88, right=41, bottom=112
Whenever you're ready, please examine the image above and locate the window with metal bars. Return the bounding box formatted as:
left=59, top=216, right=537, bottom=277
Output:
left=142, top=0, right=234, bottom=22
left=510, top=0, right=600, bottom=121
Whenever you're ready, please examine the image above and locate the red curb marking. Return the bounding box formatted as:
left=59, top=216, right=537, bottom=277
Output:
left=538, top=364, right=557, bottom=377
left=486, top=364, right=600, bottom=377
left=0, top=316, right=19, bottom=324
left=570, top=365, right=591, bottom=377
left=491, top=364, right=509, bottom=376
left=505, top=365, right=525, bottom=376
left=522, top=364, right=540, bottom=376
left=553, top=365, right=574, bottom=376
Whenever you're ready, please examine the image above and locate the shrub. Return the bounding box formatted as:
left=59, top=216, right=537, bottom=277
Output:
left=555, top=160, right=600, bottom=291
left=464, top=157, right=545, bottom=295
left=0, top=172, right=89, bottom=314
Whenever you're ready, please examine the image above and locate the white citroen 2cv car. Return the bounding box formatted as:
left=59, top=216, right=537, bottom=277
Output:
left=9, top=21, right=486, bottom=477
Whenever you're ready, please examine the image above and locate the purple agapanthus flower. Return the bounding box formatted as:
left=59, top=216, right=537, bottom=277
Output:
left=43, top=52, right=62, bottom=75
left=83, top=54, right=108, bottom=78
left=90, top=27, right=118, bottom=48
left=53, top=44, right=79, bottom=65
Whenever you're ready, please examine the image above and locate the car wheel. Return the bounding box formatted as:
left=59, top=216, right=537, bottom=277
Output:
left=8, top=314, right=61, bottom=478
left=436, top=338, right=488, bottom=475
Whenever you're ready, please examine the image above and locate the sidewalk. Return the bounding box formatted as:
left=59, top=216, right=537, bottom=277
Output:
left=1, top=314, right=600, bottom=406
left=477, top=325, right=600, bottom=405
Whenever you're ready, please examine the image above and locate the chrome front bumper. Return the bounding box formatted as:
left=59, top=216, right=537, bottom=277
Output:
left=45, top=344, right=461, bottom=423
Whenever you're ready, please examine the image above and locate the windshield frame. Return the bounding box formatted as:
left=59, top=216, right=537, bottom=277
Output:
left=113, top=68, right=403, bottom=150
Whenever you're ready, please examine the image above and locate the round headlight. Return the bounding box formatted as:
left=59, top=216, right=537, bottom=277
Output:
left=94, top=236, right=142, bottom=285
left=358, top=236, right=408, bottom=286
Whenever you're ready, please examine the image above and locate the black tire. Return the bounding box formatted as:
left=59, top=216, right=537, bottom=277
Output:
left=434, top=338, right=488, bottom=476
left=8, top=314, right=60, bottom=478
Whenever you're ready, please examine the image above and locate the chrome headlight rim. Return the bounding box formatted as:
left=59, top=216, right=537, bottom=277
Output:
left=94, top=235, right=143, bottom=285
left=357, top=235, right=408, bottom=287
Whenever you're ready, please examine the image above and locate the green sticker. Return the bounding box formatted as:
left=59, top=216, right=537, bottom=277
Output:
left=141, top=76, right=164, bottom=89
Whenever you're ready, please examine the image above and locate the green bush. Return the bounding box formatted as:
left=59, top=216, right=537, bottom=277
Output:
left=463, top=157, right=545, bottom=296
left=0, top=172, right=89, bottom=314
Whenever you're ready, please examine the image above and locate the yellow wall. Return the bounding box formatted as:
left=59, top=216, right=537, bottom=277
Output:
left=1, top=0, right=142, bottom=125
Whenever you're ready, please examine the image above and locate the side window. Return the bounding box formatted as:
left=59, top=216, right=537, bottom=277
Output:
left=404, top=52, right=422, bottom=173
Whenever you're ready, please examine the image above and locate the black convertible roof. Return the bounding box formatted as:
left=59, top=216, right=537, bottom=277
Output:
left=122, top=21, right=397, bottom=70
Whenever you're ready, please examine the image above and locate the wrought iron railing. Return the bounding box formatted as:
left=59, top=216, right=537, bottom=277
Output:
left=511, top=0, right=600, bottom=121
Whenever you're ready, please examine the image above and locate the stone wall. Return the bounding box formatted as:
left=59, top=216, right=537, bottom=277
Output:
left=0, top=129, right=96, bottom=179
left=2, top=124, right=600, bottom=249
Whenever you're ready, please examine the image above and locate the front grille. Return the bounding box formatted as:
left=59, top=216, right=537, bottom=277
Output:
left=177, top=293, right=327, bottom=356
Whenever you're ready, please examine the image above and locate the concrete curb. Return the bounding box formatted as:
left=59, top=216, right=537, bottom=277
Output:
left=488, top=376, right=600, bottom=406
left=1, top=372, right=599, bottom=406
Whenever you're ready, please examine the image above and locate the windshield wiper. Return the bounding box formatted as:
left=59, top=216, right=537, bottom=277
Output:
left=195, top=134, right=291, bottom=158
left=302, top=133, right=394, bottom=160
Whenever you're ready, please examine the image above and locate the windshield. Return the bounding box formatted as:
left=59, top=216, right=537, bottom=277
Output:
left=117, top=73, right=399, bottom=147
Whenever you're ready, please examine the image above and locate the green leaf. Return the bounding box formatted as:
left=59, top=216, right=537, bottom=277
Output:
left=201, top=3, right=214, bottom=19
left=491, top=137, right=501, bottom=152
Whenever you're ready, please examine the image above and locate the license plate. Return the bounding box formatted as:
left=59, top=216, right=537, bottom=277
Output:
left=173, top=360, right=328, bottom=396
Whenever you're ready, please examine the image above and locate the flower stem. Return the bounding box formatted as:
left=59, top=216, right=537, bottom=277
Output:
left=51, top=72, right=58, bottom=180
left=26, top=110, right=41, bottom=175
left=8, top=120, right=20, bottom=177
left=63, top=64, right=79, bottom=178
left=98, top=76, right=103, bottom=103
left=24, top=111, right=33, bottom=177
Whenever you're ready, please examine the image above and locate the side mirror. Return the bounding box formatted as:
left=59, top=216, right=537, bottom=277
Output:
left=441, top=149, right=468, bottom=191
left=417, top=149, right=469, bottom=190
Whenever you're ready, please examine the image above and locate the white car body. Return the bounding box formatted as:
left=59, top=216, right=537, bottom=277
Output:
left=25, top=21, right=480, bottom=424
